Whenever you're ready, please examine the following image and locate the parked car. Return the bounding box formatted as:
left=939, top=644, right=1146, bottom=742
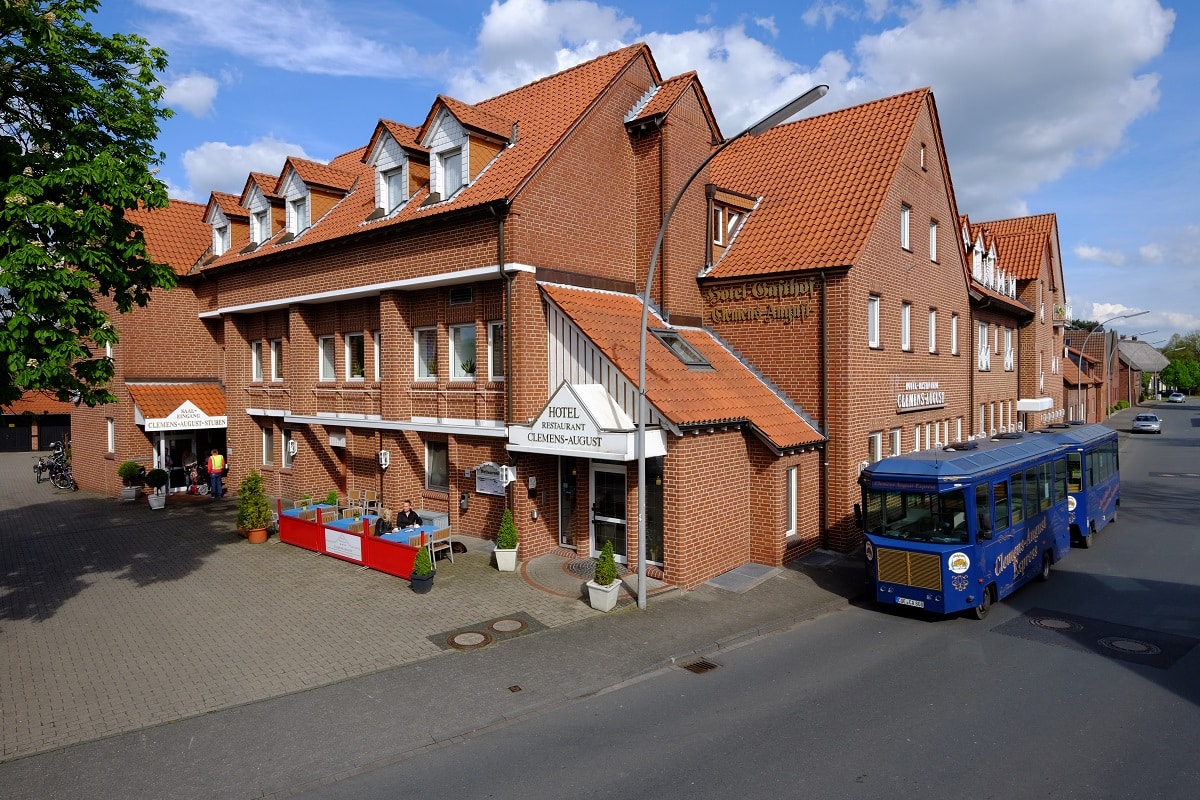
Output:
left=1168, top=392, right=1186, bottom=403
left=1132, top=413, right=1162, bottom=434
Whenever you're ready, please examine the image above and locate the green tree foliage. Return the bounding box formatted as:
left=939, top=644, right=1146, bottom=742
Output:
left=1, top=0, right=177, bottom=406
left=1161, top=358, right=1200, bottom=393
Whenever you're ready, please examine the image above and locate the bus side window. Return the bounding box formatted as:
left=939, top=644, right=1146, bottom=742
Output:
left=1010, top=472, right=1025, bottom=524
left=975, top=483, right=992, bottom=539
left=1039, top=462, right=1053, bottom=511
left=1068, top=453, right=1082, bottom=492
left=1054, top=457, right=1068, bottom=503
left=1025, top=467, right=1039, bottom=515
left=994, top=480, right=1011, bottom=530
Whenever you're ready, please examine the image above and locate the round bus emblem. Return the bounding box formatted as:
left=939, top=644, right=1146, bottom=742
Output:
left=948, top=552, right=970, bottom=574
left=1067, top=496, right=1077, bottom=512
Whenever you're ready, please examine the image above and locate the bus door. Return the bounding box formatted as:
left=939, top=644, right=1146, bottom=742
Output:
left=979, top=474, right=1017, bottom=599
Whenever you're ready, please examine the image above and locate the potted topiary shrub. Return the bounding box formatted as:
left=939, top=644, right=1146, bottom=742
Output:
left=587, top=540, right=621, bottom=612
left=410, top=545, right=435, bottom=593
left=117, top=461, right=145, bottom=501
left=324, top=489, right=340, bottom=508
left=145, top=468, right=169, bottom=510
left=494, top=507, right=519, bottom=571
left=236, top=469, right=274, bottom=544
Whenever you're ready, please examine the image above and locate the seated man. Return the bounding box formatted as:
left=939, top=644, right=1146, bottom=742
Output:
left=395, top=500, right=422, bottom=529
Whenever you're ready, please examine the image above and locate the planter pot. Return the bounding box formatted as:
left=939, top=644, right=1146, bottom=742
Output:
left=148, top=492, right=167, bottom=510
left=246, top=527, right=269, bottom=544
left=121, top=486, right=141, bottom=502
left=586, top=579, right=621, bottom=612
left=494, top=547, right=519, bottom=572
left=410, top=570, right=435, bottom=594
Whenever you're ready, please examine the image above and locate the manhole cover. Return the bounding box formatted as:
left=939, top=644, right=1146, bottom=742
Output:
left=448, top=630, right=492, bottom=650
left=679, top=658, right=720, bottom=674
left=1030, top=615, right=1083, bottom=633
left=489, top=617, right=527, bottom=633
left=1098, top=636, right=1161, bottom=655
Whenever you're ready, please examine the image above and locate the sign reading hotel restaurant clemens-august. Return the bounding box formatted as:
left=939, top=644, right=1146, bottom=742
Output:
left=145, top=400, right=228, bottom=431
left=508, top=383, right=665, bottom=460
left=895, top=379, right=946, bottom=412
left=705, top=278, right=819, bottom=325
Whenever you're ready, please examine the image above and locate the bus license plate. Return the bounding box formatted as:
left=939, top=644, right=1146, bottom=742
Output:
left=896, top=597, right=924, bottom=608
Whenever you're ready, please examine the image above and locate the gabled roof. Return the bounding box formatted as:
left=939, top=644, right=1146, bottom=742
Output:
left=124, top=200, right=210, bottom=276
left=126, top=382, right=226, bottom=420
left=200, top=43, right=655, bottom=272
left=363, top=119, right=425, bottom=164
left=1118, top=339, right=1170, bottom=372
left=242, top=172, right=281, bottom=203
left=1062, top=358, right=1095, bottom=387
left=206, top=191, right=247, bottom=221
left=540, top=283, right=823, bottom=450
left=1, top=391, right=73, bottom=415
left=971, top=213, right=1059, bottom=283
left=275, top=156, right=359, bottom=194
left=706, top=88, right=931, bottom=279
left=419, top=95, right=515, bottom=143
left=625, top=72, right=721, bottom=137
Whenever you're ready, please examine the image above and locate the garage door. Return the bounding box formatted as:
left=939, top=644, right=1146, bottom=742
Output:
left=0, top=417, right=34, bottom=452
left=36, top=416, right=71, bottom=450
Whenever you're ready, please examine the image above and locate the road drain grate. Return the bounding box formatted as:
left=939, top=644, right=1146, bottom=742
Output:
left=679, top=658, right=720, bottom=674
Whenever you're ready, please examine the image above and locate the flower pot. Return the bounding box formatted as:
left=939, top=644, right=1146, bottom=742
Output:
left=121, top=486, right=141, bottom=502
left=247, top=527, right=268, bottom=544
left=494, top=547, right=518, bottom=572
left=148, top=493, right=166, bottom=510
left=586, top=579, right=621, bottom=612
left=410, top=570, right=435, bottom=593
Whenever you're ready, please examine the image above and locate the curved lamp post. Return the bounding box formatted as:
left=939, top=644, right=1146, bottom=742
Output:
left=635, top=85, right=829, bottom=609
left=1075, top=310, right=1148, bottom=421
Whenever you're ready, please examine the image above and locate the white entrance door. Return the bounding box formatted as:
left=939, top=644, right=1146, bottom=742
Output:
left=590, top=462, right=627, bottom=563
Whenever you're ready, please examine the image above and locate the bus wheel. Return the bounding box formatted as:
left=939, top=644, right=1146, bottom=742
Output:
left=970, top=587, right=993, bottom=620
left=1038, top=552, right=1052, bottom=582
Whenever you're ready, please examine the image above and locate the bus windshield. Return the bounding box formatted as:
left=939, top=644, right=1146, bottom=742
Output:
left=863, top=488, right=969, bottom=544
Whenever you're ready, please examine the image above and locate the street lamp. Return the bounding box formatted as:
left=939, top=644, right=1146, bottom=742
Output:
left=1075, top=310, right=1149, bottom=422
left=635, top=85, right=829, bottom=609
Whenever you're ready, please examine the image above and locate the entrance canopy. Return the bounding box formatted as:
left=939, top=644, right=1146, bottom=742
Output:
left=508, top=383, right=667, bottom=461
left=128, top=383, right=228, bottom=431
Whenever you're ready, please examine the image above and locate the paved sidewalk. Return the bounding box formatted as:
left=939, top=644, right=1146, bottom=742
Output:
left=0, top=450, right=865, bottom=797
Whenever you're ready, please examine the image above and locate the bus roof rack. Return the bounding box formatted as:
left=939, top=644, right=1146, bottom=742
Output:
left=994, top=432, right=1024, bottom=439
left=943, top=441, right=979, bottom=451
left=1045, top=423, right=1071, bottom=429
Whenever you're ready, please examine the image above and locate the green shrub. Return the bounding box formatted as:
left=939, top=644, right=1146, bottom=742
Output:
left=117, top=460, right=145, bottom=486
left=144, top=468, right=169, bottom=492
left=237, top=470, right=274, bottom=531
left=324, top=490, right=339, bottom=507
left=594, top=541, right=618, bottom=586
left=496, top=507, right=519, bottom=549
left=412, top=545, right=433, bottom=576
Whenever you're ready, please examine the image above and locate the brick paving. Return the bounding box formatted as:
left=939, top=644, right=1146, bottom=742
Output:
left=0, top=451, right=597, bottom=762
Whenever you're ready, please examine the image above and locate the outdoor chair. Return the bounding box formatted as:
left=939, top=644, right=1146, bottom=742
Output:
left=428, top=527, right=453, bottom=563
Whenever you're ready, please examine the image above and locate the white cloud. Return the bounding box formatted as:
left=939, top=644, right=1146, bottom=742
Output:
left=161, top=73, right=219, bottom=117
left=181, top=137, right=312, bottom=199
left=136, top=0, right=431, bottom=78
left=1139, top=243, right=1164, bottom=264
left=1074, top=244, right=1126, bottom=267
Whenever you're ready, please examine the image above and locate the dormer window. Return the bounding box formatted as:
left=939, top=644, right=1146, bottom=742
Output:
left=383, top=167, right=406, bottom=213
left=252, top=210, right=271, bottom=244
left=287, top=195, right=309, bottom=234
left=213, top=223, right=230, bottom=256
left=651, top=329, right=710, bottom=368
left=439, top=148, right=463, bottom=198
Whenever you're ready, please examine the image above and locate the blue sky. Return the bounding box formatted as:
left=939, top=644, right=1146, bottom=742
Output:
left=93, top=0, right=1198, bottom=344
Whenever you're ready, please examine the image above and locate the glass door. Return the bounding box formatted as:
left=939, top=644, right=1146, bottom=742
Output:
left=590, top=462, right=627, bottom=563
left=559, top=457, right=578, bottom=548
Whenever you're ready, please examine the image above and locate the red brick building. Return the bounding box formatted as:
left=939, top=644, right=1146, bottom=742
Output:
left=68, top=43, right=1083, bottom=588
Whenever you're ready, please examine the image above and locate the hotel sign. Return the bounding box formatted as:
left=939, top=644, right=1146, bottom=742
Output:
left=896, top=380, right=946, bottom=413
left=145, top=400, right=228, bottom=431
left=706, top=278, right=819, bottom=325
left=508, top=383, right=667, bottom=461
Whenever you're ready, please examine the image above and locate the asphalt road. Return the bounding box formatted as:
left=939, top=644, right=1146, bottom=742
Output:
left=294, top=406, right=1200, bottom=800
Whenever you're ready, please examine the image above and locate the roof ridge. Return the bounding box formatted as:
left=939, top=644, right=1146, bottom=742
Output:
left=477, top=42, right=648, bottom=108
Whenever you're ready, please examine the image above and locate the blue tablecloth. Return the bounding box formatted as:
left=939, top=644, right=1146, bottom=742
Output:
left=323, top=514, right=379, bottom=533
left=281, top=504, right=337, bottom=518
left=379, top=524, right=437, bottom=545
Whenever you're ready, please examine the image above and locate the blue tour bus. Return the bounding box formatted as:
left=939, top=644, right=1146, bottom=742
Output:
left=859, top=432, right=1073, bottom=619
left=1030, top=423, right=1120, bottom=548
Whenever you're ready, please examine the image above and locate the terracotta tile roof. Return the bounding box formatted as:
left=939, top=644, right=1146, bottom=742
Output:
left=207, top=191, right=247, bottom=221
left=1061, top=358, right=1094, bottom=387
left=201, top=43, right=654, bottom=271
left=541, top=283, right=823, bottom=450
left=364, top=120, right=426, bottom=163
left=706, top=88, right=930, bottom=279
left=422, top=95, right=515, bottom=141
left=126, top=383, right=226, bottom=420
left=124, top=200, right=210, bottom=276
left=970, top=213, right=1057, bottom=281
left=1, top=391, right=74, bottom=415
left=244, top=172, right=281, bottom=201
left=275, top=156, right=359, bottom=194
left=970, top=280, right=1034, bottom=315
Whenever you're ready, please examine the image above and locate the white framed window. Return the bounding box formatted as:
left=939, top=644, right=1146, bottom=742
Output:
left=868, top=295, right=880, bottom=348
left=106, top=417, right=114, bottom=453
left=868, top=431, right=883, bottom=463
left=785, top=465, right=797, bottom=537
left=262, top=426, right=274, bottom=466
left=319, top=336, right=336, bottom=381
left=105, top=342, right=113, bottom=359
left=929, top=219, right=938, bottom=262
left=951, top=313, right=959, bottom=355
left=901, top=302, right=911, bottom=351
left=252, top=210, right=271, bottom=244
left=345, top=333, right=365, bottom=380
left=488, top=321, right=504, bottom=381
left=1004, top=328, right=1015, bottom=371
left=425, top=440, right=449, bottom=491
left=712, top=205, right=726, bottom=246
left=282, top=429, right=294, bottom=470
left=979, top=404, right=986, bottom=437
left=956, top=418, right=962, bottom=442
left=373, top=331, right=381, bottom=381
left=270, top=339, right=283, bottom=381
left=978, top=322, right=991, bottom=371
left=889, top=428, right=902, bottom=457
left=415, top=327, right=437, bottom=379
left=251, top=341, right=263, bottom=382
left=900, top=204, right=911, bottom=250
left=928, top=309, right=937, bottom=353
left=451, top=324, right=476, bottom=380
left=920, top=143, right=926, bottom=170
left=913, top=424, right=922, bottom=453
left=439, top=149, right=463, bottom=198
left=288, top=195, right=309, bottom=233
left=213, top=224, right=230, bottom=256
left=384, top=167, right=406, bottom=213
